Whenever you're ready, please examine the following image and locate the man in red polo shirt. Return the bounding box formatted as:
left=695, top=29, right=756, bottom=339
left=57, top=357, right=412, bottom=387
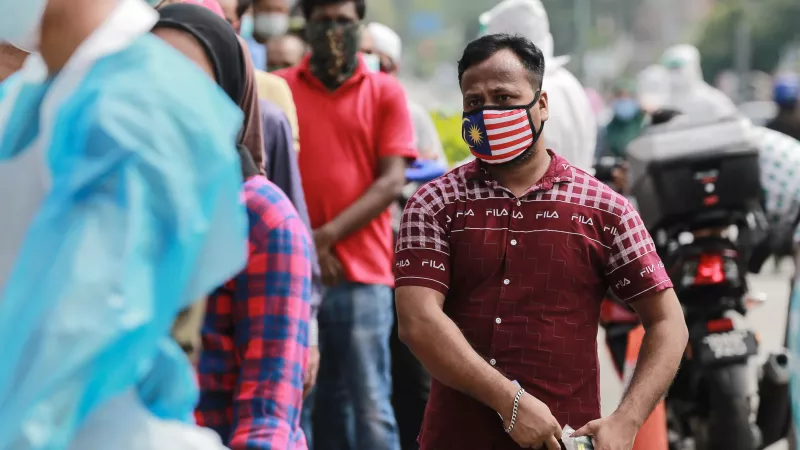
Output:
left=275, top=0, right=415, bottom=449
left=395, top=34, right=688, bottom=450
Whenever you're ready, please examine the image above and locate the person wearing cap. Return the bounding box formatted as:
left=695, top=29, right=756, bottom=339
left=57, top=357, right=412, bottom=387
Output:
left=366, top=22, right=446, bottom=165
left=767, top=73, right=800, bottom=141
left=481, top=0, right=596, bottom=172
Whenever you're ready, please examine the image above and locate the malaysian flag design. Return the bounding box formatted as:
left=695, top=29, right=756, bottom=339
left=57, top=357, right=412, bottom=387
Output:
left=462, top=108, right=534, bottom=164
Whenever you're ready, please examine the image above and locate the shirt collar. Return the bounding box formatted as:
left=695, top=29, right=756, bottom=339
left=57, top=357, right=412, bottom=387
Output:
left=298, top=53, right=369, bottom=92
left=464, top=149, right=575, bottom=193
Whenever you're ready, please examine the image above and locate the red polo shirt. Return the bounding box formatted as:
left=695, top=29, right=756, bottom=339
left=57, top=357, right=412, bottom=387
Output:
left=277, top=55, right=416, bottom=287
left=395, top=151, right=672, bottom=449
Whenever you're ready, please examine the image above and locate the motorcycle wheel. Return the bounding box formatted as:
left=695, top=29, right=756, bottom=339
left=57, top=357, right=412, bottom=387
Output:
left=705, top=384, right=760, bottom=450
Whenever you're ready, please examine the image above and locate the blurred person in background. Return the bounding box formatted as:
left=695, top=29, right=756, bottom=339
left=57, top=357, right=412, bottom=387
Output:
left=482, top=0, right=597, bottom=172
left=0, top=0, right=248, bottom=448
left=366, top=22, right=446, bottom=165
left=660, top=44, right=738, bottom=122
left=233, top=0, right=267, bottom=70
left=225, top=0, right=300, bottom=152
left=363, top=21, right=444, bottom=450
left=276, top=0, right=417, bottom=448
left=153, top=4, right=312, bottom=449
left=201, top=0, right=321, bottom=404
left=267, top=34, right=306, bottom=71
left=252, top=0, right=293, bottom=42
left=604, top=81, right=646, bottom=158
left=767, top=73, right=800, bottom=141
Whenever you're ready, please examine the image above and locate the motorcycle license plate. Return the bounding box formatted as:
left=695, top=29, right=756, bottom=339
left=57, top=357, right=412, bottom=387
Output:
left=695, top=329, right=758, bottom=365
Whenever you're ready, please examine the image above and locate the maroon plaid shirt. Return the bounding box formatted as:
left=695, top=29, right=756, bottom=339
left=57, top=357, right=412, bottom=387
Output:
left=395, top=151, right=672, bottom=450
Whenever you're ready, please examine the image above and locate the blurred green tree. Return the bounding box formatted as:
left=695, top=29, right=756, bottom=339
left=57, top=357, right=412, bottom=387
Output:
left=697, top=0, right=800, bottom=82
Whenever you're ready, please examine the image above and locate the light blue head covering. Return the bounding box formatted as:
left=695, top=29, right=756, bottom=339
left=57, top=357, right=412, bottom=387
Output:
left=0, top=1, right=247, bottom=447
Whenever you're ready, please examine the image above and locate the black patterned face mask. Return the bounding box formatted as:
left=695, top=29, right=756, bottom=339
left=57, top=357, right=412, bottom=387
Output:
left=306, top=20, right=360, bottom=90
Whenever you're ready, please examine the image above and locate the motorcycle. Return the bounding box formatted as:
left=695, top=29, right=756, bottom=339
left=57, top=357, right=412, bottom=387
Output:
left=599, top=116, right=783, bottom=450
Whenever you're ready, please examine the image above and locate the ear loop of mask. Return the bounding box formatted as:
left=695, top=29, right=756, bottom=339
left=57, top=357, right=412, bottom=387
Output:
left=524, top=90, right=546, bottom=147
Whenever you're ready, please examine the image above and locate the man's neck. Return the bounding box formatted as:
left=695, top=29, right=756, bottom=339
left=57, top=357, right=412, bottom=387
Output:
left=487, top=145, right=551, bottom=198
left=39, top=0, right=116, bottom=74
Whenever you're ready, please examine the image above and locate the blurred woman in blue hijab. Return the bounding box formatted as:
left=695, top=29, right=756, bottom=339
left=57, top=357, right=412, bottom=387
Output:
left=0, top=0, right=248, bottom=448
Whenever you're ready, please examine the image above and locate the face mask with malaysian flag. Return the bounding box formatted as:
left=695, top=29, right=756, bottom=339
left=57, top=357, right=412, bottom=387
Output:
left=461, top=93, right=543, bottom=164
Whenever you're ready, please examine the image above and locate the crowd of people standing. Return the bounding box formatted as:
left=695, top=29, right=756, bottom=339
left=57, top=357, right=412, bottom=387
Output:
left=10, top=0, right=800, bottom=449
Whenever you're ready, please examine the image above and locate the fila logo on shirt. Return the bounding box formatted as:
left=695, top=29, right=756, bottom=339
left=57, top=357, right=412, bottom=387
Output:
left=639, top=261, right=665, bottom=277
left=571, top=214, right=594, bottom=226
left=456, top=209, right=475, bottom=218
left=603, top=225, right=619, bottom=236
left=396, top=259, right=410, bottom=268
left=422, top=260, right=446, bottom=271
left=535, top=211, right=559, bottom=220
left=615, top=278, right=631, bottom=290
left=487, top=209, right=524, bottom=219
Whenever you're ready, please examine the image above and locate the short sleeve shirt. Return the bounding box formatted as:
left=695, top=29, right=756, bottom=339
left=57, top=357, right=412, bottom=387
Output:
left=754, top=126, right=800, bottom=243
left=395, top=151, right=672, bottom=449
left=277, top=55, right=416, bottom=287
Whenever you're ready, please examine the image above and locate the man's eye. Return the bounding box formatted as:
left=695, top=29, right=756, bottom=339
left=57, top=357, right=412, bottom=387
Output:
left=497, top=95, right=511, bottom=102
left=466, top=99, right=481, bottom=108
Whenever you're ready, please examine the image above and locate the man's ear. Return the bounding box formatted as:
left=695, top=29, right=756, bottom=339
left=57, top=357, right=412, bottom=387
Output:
left=538, top=90, right=549, bottom=122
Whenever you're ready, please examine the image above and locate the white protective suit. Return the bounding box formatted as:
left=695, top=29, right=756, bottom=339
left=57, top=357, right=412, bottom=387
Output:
left=637, top=64, right=670, bottom=112
left=482, top=0, right=597, bottom=171
left=0, top=0, right=245, bottom=448
left=660, top=44, right=738, bottom=122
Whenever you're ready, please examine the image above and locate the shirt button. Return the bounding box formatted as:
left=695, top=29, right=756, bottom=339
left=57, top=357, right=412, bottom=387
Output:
left=503, top=279, right=510, bottom=285
left=495, top=317, right=502, bottom=324
left=490, top=358, right=497, bottom=366
left=516, top=200, right=521, bottom=206
left=510, top=239, right=518, bottom=246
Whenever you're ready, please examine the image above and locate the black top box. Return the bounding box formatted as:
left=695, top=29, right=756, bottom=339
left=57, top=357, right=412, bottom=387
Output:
left=626, top=116, right=763, bottom=231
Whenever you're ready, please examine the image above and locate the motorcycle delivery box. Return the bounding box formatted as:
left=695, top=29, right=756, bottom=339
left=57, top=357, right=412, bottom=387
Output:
left=626, top=114, right=763, bottom=234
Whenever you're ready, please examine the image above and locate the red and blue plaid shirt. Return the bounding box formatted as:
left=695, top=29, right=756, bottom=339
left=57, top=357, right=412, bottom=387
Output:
left=196, top=176, right=312, bottom=450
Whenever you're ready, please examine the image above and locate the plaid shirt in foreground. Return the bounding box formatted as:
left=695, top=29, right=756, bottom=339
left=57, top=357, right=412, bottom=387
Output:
left=196, top=176, right=312, bottom=450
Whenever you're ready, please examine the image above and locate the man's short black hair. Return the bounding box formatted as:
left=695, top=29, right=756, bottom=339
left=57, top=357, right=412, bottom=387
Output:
left=301, top=0, right=365, bottom=20
left=457, top=34, right=545, bottom=89
left=236, top=0, right=252, bottom=18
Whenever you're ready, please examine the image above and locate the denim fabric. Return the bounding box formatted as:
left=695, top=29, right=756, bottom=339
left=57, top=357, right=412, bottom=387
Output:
left=303, top=282, right=400, bottom=450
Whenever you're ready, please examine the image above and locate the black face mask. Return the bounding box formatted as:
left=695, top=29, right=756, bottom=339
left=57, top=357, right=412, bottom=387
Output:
left=305, top=20, right=360, bottom=90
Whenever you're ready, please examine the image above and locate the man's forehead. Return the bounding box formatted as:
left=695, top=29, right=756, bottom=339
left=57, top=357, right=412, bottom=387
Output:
left=462, top=49, right=529, bottom=86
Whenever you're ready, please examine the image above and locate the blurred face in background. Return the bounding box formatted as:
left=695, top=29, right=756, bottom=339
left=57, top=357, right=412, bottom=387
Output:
left=253, top=0, right=290, bottom=41
left=611, top=89, right=640, bottom=121
left=267, top=34, right=306, bottom=71
left=305, top=1, right=361, bottom=87
left=358, top=26, right=381, bottom=73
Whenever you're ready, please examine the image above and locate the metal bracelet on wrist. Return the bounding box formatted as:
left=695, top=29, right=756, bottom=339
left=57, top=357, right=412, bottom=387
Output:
left=504, top=387, right=525, bottom=434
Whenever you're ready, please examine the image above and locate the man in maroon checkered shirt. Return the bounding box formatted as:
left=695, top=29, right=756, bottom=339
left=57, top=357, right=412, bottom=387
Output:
left=394, top=34, right=688, bottom=450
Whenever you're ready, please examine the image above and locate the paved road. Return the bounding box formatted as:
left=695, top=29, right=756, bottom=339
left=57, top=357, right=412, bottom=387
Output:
left=598, top=258, right=794, bottom=450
